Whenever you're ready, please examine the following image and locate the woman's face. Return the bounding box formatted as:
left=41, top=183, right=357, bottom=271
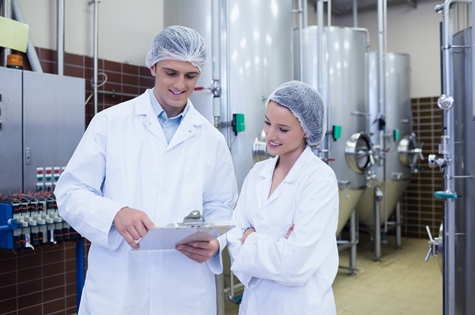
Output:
left=264, top=101, right=306, bottom=159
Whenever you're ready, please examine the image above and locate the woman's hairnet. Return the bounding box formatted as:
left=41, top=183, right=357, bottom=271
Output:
left=145, top=25, right=207, bottom=72
left=266, top=80, right=326, bottom=146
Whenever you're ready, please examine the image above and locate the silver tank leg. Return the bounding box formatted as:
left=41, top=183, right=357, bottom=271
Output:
left=216, top=274, right=225, bottom=315
left=374, top=186, right=383, bottom=261
left=349, top=209, right=357, bottom=275
left=396, top=201, right=402, bottom=248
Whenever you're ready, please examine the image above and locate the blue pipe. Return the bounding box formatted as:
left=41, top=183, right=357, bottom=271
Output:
left=0, top=224, right=21, bottom=231
left=76, top=239, right=85, bottom=312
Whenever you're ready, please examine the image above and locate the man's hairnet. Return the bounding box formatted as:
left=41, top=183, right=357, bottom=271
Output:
left=145, top=25, right=207, bottom=72
left=266, top=80, right=326, bottom=146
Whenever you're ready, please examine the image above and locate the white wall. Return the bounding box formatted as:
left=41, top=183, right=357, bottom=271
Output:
left=16, top=0, right=164, bottom=66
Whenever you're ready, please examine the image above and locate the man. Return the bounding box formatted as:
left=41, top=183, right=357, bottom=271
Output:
left=55, top=25, right=238, bottom=315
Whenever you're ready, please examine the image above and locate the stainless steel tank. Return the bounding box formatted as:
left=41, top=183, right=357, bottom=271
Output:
left=356, top=52, right=418, bottom=230
left=163, top=0, right=293, bottom=190
left=293, top=26, right=371, bottom=235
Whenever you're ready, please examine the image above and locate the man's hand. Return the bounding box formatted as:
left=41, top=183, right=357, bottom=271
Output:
left=113, top=207, right=155, bottom=249
left=175, top=238, right=220, bottom=263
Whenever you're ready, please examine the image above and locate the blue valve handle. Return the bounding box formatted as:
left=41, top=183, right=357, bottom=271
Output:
left=434, top=191, right=458, bottom=199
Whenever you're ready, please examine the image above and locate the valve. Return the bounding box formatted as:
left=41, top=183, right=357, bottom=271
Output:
left=425, top=225, right=440, bottom=261
left=437, top=94, right=454, bottom=110
left=428, top=154, right=449, bottom=170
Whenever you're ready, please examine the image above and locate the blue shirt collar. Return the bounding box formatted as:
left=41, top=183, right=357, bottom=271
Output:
left=148, top=88, right=189, bottom=121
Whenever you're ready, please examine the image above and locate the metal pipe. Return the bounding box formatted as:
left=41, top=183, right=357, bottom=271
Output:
left=2, top=0, right=11, bottom=66
left=317, top=0, right=324, bottom=96
left=75, top=239, right=85, bottom=312
left=353, top=0, right=358, bottom=27
left=211, top=0, right=221, bottom=129
left=224, top=0, right=231, bottom=148
left=97, top=90, right=138, bottom=98
left=349, top=209, right=358, bottom=275
left=396, top=201, right=401, bottom=248
left=374, top=186, right=383, bottom=261
left=437, top=0, right=468, bottom=313
left=216, top=273, right=224, bottom=315
left=91, top=0, right=99, bottom=115
left=11, top=0, right=43, bottom=72
left=302, top=0, right=308, bottom=28
left=57, top=0, right=65, bottom=75
left=473, top=0, right=475, bottom=118
left=298, top=0, right=304, bottom=81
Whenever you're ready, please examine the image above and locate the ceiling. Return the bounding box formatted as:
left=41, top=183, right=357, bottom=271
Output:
left=308, top=0, right=427, bottom=16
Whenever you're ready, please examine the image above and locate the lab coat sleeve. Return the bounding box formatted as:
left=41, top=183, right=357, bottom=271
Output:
left=54, top=112, right=127, bottom=250
left=230, top=173, right=338, bottom=287
left=202, top=138, right=238, bottom=226
left=226, top=174, right=259, bottom=287
left=204, top=137, right=238, bottom=274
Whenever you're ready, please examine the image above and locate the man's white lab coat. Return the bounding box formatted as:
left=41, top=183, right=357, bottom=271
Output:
left=227, top=146, right=339, bottom=315
left=55, top=91, right=238, bottom=315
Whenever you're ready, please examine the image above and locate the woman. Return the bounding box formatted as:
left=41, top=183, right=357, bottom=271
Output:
left=227, top=80, right=339, bottom=315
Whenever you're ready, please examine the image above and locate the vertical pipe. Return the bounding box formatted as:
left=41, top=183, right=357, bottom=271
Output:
left=441, top=1, right=456, bottom=313
left=2, top=0, right=11, bottom=66
left=211, top=0, right=221, bottom=129
left=57, top=0, right=65, bottom=76
left=473, top=0, right=475, bottom=118
left=317, top=0, right=324, bottom=96
left=353, top=0, right=358, bottom=27
left=75, top=239, right=85, bottom=312
left=349, top=209, right=357, bottom=275
left=11, top=0, right=43, bottom=72
left=396, top=201, right=401, bottom=248
left=92, top=0, right=99, bottom=115
left=216, top=273, right=224, bottom=315
left=224, top=0, right=231, bottom=148
left=374, top=186, right=383, bottom=261
left=302, top=0, right=308, bottom=28
left=298, top=0, right=304, bottom=81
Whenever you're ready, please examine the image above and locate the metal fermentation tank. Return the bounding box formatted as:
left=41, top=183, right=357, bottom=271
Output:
left=356, top=53, right=418, bottom=232
left=293, top=26, right=371, bottom=235
left=163, top=0, right=293, bottom=190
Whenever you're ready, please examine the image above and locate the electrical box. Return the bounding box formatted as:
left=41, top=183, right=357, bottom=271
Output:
left=0, top=68, right=85, bottom=194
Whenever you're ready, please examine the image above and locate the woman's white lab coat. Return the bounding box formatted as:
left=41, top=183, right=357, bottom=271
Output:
left=55, top=91, right=238, bottom=315
left=227, top=146, right=339, bottom=315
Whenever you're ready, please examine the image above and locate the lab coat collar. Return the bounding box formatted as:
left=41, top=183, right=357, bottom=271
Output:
left=166, top=103, right=204, bottom=150
left=258, top=146, right=314, bottom=183
left=257, top=146, right=314, bottom=205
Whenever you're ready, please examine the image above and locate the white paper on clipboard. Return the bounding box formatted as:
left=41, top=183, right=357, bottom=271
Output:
left=136, top=225, right=234, bottom=251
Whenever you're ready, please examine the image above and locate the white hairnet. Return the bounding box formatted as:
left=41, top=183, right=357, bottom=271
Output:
left=266, top=80, right=326, bottom=146
left=145, top=25, right=207, bottom=72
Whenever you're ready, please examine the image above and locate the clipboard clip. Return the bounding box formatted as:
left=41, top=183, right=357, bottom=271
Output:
left=183, top=210, right=205, bottom=226
left=166, top=210, right=211, bottom=228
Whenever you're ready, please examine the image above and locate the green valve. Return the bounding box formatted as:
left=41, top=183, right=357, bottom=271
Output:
left=434, top=191, right=458, bottom=199
left=332, top=125, right=341, bottom=141
left=393, top=129, right=400, bottom=141
left=233, top=113, right=245, bottom=135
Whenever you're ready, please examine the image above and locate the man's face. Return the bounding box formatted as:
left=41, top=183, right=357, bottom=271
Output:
left=150, top=59, right=201, bottom=117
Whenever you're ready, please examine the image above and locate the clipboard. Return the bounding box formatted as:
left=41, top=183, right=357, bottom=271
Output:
left=136, top=225, right=234, bottom=251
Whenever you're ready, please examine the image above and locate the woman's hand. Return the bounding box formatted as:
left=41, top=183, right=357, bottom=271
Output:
left=242, top=227, right=255, bottom=244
